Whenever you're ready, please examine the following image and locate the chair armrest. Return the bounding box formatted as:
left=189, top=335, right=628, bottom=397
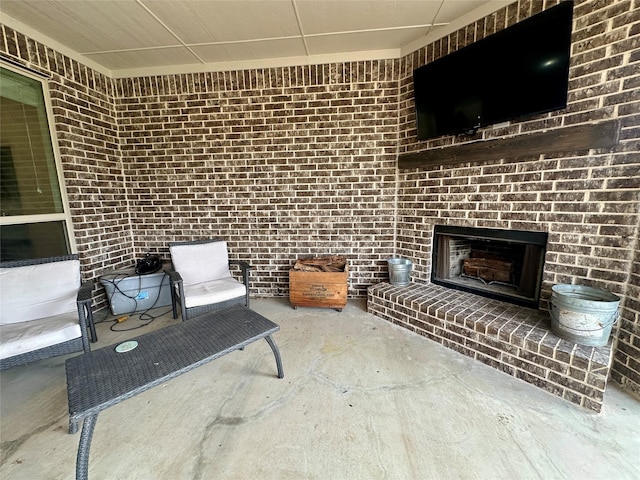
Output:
left=229, top=261, right=252, bottom=308
left=230, top=260, right=253, bottom=272
left=164, top=268, right=183, bottom=320
left=76, top=280, right=95, bottom=350
left=77, top=280, right=94, bottom=304
left=230, top=260, right=253, bottom=285
left=164, top=267, right=183, bottom=284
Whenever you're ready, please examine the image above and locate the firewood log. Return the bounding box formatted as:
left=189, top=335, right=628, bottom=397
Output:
left=293, top=256, right=346, bottom=272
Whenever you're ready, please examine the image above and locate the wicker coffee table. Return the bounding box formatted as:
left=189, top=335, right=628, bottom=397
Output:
left=65, top=306, right=284, bottom=480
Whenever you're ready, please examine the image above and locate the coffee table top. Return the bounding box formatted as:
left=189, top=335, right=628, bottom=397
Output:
left=66, top=306, right=279, bottom=420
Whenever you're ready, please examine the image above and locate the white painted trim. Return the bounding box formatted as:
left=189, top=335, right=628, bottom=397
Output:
left=42, top=76, right=78, bottom=253
left=0, top=213, right=68, bottom=226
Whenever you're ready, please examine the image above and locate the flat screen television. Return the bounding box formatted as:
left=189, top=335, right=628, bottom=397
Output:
left=413, top=1, right=574, bottom=140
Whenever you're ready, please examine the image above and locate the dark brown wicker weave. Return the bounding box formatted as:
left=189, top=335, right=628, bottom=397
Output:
left=0, top=255, right=94, bottom=371
left=65, top=306, right=283, bottom=480
left=166, top=238, right=253, bottom=320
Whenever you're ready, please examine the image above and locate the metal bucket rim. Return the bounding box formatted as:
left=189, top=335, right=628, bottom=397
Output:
left=387, top=258, right=412, bottom=266
left=551, top=284, right=619, bottom=303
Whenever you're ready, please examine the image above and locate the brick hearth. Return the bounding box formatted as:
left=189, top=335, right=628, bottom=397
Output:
left=368, top=282, right=613, bottom=412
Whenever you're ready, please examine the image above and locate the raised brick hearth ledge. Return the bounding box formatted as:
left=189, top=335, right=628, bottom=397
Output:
left=367, top=283, right=614, bottom=412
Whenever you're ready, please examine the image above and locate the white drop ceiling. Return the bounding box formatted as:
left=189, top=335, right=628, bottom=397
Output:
left=0, top=0, right=510, bottom=78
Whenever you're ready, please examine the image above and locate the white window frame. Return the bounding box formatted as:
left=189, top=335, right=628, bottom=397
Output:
left=0, top=62, right=77, bottom=255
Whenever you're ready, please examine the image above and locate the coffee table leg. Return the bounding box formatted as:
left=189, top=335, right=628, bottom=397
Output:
left=264, top=335, right=284, bottom=379
left=76, top=414, right=98, bottom=480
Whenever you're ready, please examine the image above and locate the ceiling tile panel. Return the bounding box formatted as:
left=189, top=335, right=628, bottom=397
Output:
left=191, top=38, right=307, bottom=64
left=84, top=46, right=198, bottom=70
left=145, top=0, right=301, bottom=44
left=432, top=0, right=497, bottom=23
left=295, top=0, right=444, bottom=33
left=1, top=0, right=178, bottom=52
left=306, top=28, right=429, bottom=55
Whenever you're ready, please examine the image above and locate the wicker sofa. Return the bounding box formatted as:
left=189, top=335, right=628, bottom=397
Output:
left=0, top=255, right=93, bottom=370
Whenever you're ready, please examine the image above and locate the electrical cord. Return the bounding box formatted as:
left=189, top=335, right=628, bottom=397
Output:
left=100, top=271, right=172, bottom=332
left=95, top=272, right=136, bottom=324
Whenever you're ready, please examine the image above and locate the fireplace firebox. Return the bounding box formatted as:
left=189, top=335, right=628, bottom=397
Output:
left=431, top=225, right=548, bottom=308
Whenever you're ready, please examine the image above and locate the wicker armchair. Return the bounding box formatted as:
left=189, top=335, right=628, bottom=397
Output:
left=166, top=239, right=253, bottom=320
left=0, top=255, right=93, bottom=370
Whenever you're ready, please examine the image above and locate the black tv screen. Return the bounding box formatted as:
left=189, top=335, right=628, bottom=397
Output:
left=413, top=1, right=573, bottom=140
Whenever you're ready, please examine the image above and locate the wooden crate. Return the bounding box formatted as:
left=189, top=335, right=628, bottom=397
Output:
left=289, top=265, right=348, bottom=311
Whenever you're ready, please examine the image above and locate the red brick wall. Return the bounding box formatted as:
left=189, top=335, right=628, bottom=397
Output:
left=112, top=64, right=399, bottom=297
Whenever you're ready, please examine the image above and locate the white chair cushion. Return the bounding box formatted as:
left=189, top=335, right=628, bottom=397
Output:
left=0, top=260, right=81, bottom=325
left=0, top=313, right=82, bottom=360
left=181, top=278, right=246, bottom=309
left=170, top=241, right=231, bottom=285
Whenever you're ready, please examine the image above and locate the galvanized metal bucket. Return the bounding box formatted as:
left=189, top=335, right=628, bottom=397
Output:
left=387, top=258, right=412, bottom=287
left=550, top=284, right=620, bottom=347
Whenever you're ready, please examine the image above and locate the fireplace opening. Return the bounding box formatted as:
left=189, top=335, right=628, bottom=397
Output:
left=432, top=225, right=548, bottom=308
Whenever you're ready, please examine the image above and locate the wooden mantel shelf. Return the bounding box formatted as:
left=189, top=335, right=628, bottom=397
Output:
left=398, top=120, right=620, bottom=170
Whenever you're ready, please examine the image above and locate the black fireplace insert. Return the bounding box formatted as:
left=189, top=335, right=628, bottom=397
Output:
left=431, top=225, right=548, bottom=308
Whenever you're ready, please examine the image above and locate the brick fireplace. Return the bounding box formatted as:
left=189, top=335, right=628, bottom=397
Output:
left=367, top=128, right=629, bottom=412
left=365, top=1, right=639, bottom=411
left=368, top=216, right=616, bottom=412
left=367, top=195, right=613, bottom=412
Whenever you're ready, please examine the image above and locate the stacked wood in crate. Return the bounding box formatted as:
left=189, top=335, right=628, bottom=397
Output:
left=292, top=256, right=346, bottom=272
left=289, top=256, right=348, bottom=311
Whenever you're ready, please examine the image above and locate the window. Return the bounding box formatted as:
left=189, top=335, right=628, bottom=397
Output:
left=0, top=65, right=75, bottom=261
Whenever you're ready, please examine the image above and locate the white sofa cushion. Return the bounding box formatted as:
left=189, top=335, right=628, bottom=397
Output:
left=0, top=260, right=81, bottom=325
left=170, top=241, right=231, bottom=285
left=182, top=278, right=246, bottom=308
left=0, top=313, right=82, bottom=360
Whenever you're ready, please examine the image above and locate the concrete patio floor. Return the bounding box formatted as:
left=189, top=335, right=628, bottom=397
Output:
left=1, top=297, right=639, bottom=480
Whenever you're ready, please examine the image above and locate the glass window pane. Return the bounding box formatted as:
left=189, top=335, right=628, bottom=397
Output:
left=0, top=67, right=63, bottom=217
left=1, top=221, right=70, bottom=261
left=1, top=66, right=72, bottom=260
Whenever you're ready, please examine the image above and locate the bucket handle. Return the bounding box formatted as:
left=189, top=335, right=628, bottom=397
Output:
left=553, top=309, right=619, bottom=333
